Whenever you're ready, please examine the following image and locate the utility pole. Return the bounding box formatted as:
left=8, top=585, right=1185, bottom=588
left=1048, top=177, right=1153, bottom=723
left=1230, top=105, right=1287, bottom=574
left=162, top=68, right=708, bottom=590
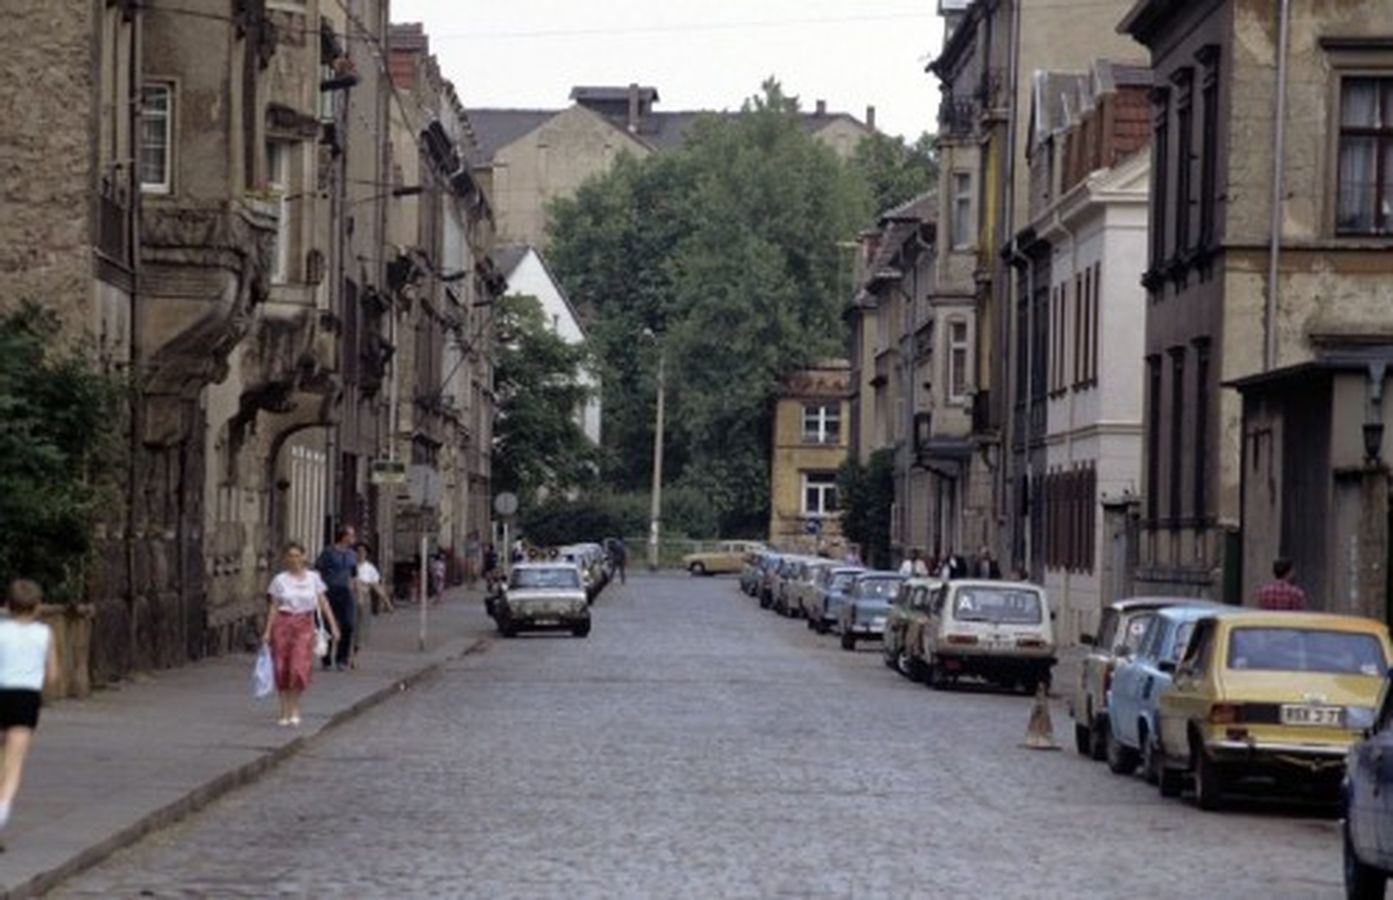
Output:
left=648, top=346, right=666, bottom=572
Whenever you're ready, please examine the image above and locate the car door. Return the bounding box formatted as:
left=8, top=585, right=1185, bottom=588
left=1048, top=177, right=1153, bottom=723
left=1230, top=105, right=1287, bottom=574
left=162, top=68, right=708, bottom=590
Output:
left=1111, top=617, right=1162, bottom=747
left=1160, top=617, right=1216, bottom=760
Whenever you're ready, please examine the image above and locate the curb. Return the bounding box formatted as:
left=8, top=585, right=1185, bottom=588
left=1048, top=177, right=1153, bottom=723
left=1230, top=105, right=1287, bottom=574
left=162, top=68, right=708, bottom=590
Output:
left=4, top=636, right=490, bottom=900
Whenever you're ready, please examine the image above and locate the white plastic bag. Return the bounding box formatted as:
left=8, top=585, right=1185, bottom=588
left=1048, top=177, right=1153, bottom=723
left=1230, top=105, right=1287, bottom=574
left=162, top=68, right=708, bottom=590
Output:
left=252, top=645, right=274, bottom=699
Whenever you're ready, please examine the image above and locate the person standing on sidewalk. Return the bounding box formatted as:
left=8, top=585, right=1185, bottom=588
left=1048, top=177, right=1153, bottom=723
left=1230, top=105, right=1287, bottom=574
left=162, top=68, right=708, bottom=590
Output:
left=263, top=543, right=340, bottom=726
left=0, top=579, right=58, bottom=833
left=351, top=543, right=385, bottom=668
left=1256, top=558, right=1307, bottom=611
left=315, top=526, right=358, bottom=671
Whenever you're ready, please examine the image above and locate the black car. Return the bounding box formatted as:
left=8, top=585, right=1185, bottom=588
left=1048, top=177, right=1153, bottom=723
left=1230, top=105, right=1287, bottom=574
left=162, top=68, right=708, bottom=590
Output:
left=1345, top=675, right=1393, bottom=898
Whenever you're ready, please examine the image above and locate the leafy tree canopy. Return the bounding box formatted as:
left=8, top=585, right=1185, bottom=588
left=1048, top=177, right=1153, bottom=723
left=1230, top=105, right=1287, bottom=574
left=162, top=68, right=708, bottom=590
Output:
left=492, top=293, right=598, bottom=498
left=547, top=80, right=874, bottom=535
left=851, top=130, right=939, bottom=216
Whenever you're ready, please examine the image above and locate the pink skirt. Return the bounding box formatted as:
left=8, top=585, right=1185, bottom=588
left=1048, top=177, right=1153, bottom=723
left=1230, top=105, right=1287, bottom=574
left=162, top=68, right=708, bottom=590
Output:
left=270, top=612, right=315, bottom=691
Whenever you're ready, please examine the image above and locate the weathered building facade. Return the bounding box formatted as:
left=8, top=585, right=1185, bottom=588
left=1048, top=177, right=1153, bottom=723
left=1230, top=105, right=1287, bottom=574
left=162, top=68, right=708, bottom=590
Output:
left=1122, top=0, right=1393, bottom=619
left=769, top=361, right=851, bottom=553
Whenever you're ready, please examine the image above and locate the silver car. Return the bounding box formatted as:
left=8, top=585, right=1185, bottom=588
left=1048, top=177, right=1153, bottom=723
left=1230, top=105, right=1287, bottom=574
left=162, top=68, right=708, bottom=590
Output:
left=494, top=563, right=591, bottom=638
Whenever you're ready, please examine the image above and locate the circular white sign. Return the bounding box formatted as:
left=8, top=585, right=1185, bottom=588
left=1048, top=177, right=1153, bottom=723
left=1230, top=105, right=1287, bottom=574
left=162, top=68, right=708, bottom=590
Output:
left=494, top=492, right=519, bottom=517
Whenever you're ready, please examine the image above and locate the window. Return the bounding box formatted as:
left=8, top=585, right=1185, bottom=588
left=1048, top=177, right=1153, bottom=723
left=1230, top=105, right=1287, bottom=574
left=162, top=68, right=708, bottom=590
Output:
left=948, top=318, right=970, bottom=402
left=952, top=172, right=973, bottom=249
left=802, top=472, right=838, bottom=517
left=1146, top=355, right=1161, bottom=523
left=1091, top=262, right=1101, bottom=381
left=266, top=141, right=290, bottom=283
left=1198, top=47, right=1221, bottom=249
left=1168, top=347, right=1186, bottom=523
left=1337, top=77, right=1393, bottom=234
left=1150, top=87, right=1170, bottom=272
left=1174, top=69, right=1195, bottom=255
left=802, top=403, right=840, bottom=444
left=140, top=83, right=173, bottom=193
left=1073, top=272, right=1083, bottom=387
left=1193, top=340, right=1210, bottom=520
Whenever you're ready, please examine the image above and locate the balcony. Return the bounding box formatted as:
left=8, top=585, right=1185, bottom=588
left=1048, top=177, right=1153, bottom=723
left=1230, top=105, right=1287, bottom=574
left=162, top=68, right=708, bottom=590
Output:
left=939, top=96, right=978, bottom=139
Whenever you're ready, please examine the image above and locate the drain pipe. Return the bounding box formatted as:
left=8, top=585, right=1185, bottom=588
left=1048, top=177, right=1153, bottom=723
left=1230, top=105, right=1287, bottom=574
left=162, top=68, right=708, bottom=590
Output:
left=1264, top=0, right=1292, bottom=371
left=1008, top=238, right=1035, bottom=577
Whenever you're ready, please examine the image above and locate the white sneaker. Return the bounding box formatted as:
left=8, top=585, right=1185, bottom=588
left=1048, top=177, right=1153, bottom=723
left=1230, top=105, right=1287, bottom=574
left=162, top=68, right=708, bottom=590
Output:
left=0, top=800, right=11, bottom=829
left=289, top=715, right=302, bottom=727
left=277, top=717, right=291, bottom=727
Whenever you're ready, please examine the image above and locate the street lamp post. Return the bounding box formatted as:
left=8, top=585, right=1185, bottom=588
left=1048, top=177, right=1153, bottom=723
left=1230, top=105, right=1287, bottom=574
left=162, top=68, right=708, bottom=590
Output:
left=648, top=345, right=666, bottom=572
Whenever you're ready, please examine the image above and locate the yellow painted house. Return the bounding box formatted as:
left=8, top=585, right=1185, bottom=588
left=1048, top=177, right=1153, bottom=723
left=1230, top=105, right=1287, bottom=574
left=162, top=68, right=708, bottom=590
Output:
left=769, top=361, right=851, bottom=552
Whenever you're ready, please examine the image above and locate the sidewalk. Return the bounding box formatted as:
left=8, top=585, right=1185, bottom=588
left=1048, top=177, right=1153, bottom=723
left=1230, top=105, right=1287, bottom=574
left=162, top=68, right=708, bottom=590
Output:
left=0, top=586, right=494, bottom=899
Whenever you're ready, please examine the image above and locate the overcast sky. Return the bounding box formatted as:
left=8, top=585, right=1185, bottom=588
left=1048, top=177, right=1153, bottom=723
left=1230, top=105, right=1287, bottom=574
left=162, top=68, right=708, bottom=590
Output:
left=389, top=1, right=946, bottom=141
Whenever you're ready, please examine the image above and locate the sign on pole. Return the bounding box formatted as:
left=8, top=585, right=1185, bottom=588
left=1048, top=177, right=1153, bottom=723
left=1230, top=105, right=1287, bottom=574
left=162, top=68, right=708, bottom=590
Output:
left=370, top=459, right=408, bottom=485
left=494, top=492, right=519, bottom=518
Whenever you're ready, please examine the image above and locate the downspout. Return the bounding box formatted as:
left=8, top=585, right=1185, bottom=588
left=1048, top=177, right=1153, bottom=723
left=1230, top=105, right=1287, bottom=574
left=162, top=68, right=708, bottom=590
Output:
left=1264, top=0, right=1292, bottom=371
left=997, top=0, right=1024, bottom=561
left=1009, top=240, right=1034, bottom=576
left=126, top=5, right=144, bottom=644
left=1055, top=210, right=1078, bottom=636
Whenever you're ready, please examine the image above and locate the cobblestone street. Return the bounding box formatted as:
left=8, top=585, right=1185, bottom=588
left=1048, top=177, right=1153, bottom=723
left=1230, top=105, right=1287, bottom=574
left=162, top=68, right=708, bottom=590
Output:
left=59, top=574, right=1343, bottom=898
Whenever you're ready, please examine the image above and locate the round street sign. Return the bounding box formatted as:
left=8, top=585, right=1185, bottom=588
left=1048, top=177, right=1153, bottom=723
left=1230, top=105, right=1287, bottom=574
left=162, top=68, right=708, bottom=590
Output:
left=494, top=492, right=519, bottom=517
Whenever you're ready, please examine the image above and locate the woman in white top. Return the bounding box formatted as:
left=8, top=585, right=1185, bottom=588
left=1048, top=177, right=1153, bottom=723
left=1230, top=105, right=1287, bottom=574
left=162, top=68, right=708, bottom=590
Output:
left=352, top=543, right=386, bottom=665
left=262, top=542, right=340, bottom=727
left=0, top=579, right=58, bottom=834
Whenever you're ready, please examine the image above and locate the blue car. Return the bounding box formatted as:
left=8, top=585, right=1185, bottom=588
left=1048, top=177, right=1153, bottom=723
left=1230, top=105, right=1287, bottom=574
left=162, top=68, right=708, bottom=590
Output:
left=1105, top=603, right=1217, bottom=791
left=1345, top=676, right=1393, bottom=898
left=832, top=571, right=904, bottom=646
left=810, top=566, right=863, bottom=634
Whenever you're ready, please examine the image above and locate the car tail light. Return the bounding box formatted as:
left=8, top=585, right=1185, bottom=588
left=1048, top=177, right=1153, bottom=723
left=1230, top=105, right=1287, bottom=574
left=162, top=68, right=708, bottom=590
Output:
left=1016, top=637, right=1046, bottom=648
left=1209, top=703, right=1244, bottom=725
left=946, top=633, right=979, bottom=645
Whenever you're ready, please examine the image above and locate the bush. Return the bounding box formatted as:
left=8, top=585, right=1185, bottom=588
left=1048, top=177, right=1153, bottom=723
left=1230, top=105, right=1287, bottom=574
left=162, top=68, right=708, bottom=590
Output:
left=0, top=303, right=121, bottom=602
left=516, top=485, right=723, bottom=548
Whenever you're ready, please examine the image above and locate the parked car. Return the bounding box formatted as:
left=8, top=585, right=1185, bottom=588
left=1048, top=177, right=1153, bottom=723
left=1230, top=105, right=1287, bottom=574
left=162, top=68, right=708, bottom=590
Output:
left=805, top=565, right=864, bottom=631
left=777, top=557, right=824, bottom=618
left=1105, top=603, right=1219, bottom=786
left=767, top=556, right=807, bottom=614
left=493, top=563, right=591, bottom=638
left=837, top=572, right=906, bottom=650
left=740, top=552, right=769, bottom=596
left=914, top=579, right=1054, bottom=693
left=683, top=540, right=766, bottom=576
left=1071, top=598, right=1186, bottom=760
left=1155, top=610, right=1390, bottom=810
left=1344, top=672, right=1393, bottom=898
left=883, top=577, right=941, bottom=677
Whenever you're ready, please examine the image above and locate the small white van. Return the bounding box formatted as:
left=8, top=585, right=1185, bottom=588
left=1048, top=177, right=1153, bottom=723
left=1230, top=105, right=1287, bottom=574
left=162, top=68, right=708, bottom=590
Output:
left=919, top=580, right=1055, bottom=693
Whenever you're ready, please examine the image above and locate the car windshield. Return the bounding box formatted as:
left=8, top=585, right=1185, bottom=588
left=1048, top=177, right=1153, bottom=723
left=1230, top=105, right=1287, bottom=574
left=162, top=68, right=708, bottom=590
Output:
left=510, top=568, right=581, bottom=590
left=954, top=588, right=1044, bottom=624
left=857, top=578, right=902, bottom=599
left=830, top=573, right=858, bottom=592
left=1227, top=627, right=1387, bottom=676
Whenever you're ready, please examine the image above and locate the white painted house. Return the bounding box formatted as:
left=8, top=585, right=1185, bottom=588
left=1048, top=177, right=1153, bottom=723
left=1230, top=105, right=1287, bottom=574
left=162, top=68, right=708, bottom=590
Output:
left=495, top=243, right=602, bottom=445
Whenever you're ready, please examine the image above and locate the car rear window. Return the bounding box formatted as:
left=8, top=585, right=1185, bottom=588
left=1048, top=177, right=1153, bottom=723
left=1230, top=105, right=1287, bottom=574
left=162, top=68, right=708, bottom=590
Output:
left=857, top=578, right=903, bottom=599
left=954, top=588, right=1044, bottom=625
left=830, top=573, right=858, bottom=592
left=1227, top=627, right=1387, bottom=676
left=510, top=568, right=581, bottom=590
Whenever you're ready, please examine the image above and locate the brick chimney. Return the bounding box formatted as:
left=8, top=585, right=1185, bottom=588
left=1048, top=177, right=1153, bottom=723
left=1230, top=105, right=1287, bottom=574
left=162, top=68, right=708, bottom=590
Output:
left=628, top=83, right=640, bottom=133
left=866, top=105, right=877, bottom=131
left=816, top=99, right=827, bottom=116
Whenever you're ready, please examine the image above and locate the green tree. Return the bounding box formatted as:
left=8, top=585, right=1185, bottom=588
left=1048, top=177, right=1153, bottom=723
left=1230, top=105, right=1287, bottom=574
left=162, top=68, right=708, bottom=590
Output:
left=851, top=130, right=939, bottom=215
left=837, top=449, right=895, bottom=570
left=492, top=293, right=598, bottom=498
left=548, top=80, right=873, bottom=534
left=0, top=303, right=121, bottom=601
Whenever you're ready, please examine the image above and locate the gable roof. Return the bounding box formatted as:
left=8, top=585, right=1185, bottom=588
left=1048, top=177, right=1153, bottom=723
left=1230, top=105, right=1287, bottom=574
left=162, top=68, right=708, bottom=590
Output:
left=496, top=242, right=588, bottom=337
left=463, top=109, right=557, bottom=163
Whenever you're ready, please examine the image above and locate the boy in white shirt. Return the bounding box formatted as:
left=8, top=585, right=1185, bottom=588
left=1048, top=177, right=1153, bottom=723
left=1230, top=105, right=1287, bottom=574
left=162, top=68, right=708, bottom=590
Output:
left=0, top=579, right=58, bottom=833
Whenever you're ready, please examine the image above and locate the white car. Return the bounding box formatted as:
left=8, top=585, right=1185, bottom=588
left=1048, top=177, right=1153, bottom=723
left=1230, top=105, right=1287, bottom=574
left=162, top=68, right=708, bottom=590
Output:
left=916, top=580, right=1055, bottom=693
left=494, top=563, right=591, bottom=638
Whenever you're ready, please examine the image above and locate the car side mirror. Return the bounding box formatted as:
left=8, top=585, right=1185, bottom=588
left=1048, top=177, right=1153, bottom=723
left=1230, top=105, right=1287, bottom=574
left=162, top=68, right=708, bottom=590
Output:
left=1157, top=660, right=1176, bottom=674
left=1079, top=633, right=1095, bottom=647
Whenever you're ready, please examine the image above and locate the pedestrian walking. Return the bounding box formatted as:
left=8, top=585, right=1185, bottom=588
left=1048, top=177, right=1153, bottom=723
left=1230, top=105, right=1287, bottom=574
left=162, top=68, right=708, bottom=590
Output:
left=262, top=543, right=341, bottom=726
left=899, top=549, right=930, bottom=577
left=315, top=525, right=358, bottom=671
left=845, top=545, right=863, bottom=566
left=971, top=546, right=1002, bottom=580
left=0, top=579, right=58, bottom=835
left=430, top=552, right=447, bottom=604
left=610, top=538, right=628, bottom=585
left=1256, top=558, right=1307, bottom=611
left=352, top=543, right=385, bottom=668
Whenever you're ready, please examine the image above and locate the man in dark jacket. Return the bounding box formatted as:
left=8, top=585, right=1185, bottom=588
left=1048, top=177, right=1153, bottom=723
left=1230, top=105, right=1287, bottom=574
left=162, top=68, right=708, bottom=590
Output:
left=315, top=525, right=358, bottom=671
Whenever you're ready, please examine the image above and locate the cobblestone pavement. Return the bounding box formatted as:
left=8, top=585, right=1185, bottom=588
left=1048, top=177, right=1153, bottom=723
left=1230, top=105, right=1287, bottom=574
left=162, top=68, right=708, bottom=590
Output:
left=58, top=574, right=1342, bottom=898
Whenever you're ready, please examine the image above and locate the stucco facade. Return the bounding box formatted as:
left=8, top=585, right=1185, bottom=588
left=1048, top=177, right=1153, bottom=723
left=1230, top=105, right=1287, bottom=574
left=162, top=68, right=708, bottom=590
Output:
left=769, top=362, right=851, bottom=552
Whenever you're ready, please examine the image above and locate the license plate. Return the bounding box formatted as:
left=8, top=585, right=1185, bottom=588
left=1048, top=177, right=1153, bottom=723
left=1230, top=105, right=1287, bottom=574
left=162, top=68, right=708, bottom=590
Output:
left=534, top=618, right=560, bottom=627
left=1281, top=704, right=1344, bottom=727
left=872, top=618, right=886, bottom=628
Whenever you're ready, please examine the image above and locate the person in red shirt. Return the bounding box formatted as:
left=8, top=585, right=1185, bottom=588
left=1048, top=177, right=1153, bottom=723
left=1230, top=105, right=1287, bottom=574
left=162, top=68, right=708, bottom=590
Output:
left=1255, top=558, right=1307, bottom=611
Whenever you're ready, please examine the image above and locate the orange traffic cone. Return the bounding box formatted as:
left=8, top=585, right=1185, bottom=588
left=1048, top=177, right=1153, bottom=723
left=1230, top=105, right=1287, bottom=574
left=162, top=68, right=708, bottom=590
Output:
left=1023, top=682, right=1060, bottom=751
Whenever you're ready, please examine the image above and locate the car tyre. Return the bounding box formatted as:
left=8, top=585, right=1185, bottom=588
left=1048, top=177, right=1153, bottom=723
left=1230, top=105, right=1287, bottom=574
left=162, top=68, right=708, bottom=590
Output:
left=841, top=632, right=856, bottom=651
left=1139, top=725, right=1162, bottom=786
left=1074, top=723, right=1092, bottom=756
left=1105, top=727, right=1140, bottom=776
left=690, top=562, right=706, bottom=577
left=815, top=618, right=829, bottom=635
left=927, top=657, right=949, bottom=691
left=1192, top=740, right=1225, bottom=811
left=1345, top=821, right=1389, bottom=900
left=1089, top=714, right=1108, bottom=762
left=906, top=654, right=927, bottom=683
left=572, top=623, right=591, bottom=638
left=498, top=620, right=517, bottom=638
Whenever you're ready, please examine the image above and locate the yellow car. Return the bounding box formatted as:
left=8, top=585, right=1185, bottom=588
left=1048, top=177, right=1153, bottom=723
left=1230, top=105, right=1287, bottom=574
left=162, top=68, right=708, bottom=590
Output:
left=682, top=541, right=766, bottom=576
left=1155, top=610, right=1391, bottom=809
